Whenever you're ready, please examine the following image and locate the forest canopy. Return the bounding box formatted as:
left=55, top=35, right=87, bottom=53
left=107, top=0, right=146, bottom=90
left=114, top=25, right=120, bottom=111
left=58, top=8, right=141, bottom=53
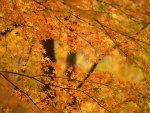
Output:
left=0, top=0, right=150, bottom=113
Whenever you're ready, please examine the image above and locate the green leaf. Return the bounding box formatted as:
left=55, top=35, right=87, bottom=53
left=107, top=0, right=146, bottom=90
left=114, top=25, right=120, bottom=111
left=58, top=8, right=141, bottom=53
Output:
left=93, top=87, right=100, bottom=91
left=147, top=108, right=150, bottom=113
left=0, top=24, right=11, bottom=31
left=97, top=0, right=102, bottom=2
left=25, top=7, right=31, bottom=13
left=98, top=3, right=109, bottom=13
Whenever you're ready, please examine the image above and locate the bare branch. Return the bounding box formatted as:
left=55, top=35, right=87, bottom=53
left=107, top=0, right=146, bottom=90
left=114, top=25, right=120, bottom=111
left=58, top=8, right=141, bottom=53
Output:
left=0, top=72, right=43, bottom=113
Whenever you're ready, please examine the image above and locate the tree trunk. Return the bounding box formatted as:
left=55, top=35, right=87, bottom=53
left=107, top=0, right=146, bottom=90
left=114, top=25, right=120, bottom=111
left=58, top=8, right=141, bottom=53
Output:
left=42, top=38, right=56, bottom=74
left=42, top=38, right=56, bottom=101
left=65, top=52, right=76, bottom=80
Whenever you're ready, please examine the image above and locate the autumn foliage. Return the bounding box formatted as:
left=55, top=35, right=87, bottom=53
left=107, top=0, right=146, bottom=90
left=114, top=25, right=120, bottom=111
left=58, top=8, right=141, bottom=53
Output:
left=0, top=0, right=150, bottom=113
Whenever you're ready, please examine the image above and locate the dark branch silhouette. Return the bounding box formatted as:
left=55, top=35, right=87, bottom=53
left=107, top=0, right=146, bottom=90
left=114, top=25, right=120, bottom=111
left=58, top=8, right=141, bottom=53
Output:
left=0, top=72, right=43, bottom=113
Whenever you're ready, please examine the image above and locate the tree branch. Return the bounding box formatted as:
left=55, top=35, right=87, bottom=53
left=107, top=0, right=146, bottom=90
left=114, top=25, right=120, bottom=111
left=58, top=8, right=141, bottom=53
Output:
left=0, top=72, right=43, bottom=113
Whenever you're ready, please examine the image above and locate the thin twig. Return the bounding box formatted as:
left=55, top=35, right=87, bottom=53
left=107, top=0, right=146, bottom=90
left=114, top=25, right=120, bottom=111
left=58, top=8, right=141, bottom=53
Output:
left=0, top=72, right=43, bottom=113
